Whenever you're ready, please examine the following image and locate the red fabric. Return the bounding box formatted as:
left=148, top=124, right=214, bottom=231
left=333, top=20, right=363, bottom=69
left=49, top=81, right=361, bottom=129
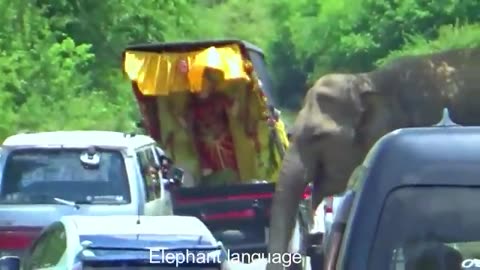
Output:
left=188, top=93, right=239, bottom=173
left=132, top=82, right=161, bottom=142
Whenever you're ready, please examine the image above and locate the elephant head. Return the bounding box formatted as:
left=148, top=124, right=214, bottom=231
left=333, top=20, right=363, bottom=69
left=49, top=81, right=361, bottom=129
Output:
left=266, top=72, right=395, bottom=268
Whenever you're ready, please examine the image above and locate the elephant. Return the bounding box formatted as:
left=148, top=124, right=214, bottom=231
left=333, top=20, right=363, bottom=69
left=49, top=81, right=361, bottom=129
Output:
left=266, top=47, right=480, bottom=269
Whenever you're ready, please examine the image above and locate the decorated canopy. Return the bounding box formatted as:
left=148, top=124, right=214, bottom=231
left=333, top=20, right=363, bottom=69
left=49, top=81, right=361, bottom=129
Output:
left=123, top=45, right=251, bottom=96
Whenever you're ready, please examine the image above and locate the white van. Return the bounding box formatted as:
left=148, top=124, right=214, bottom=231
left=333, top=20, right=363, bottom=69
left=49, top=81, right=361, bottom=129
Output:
left=0, top=131, right=175, bottom=257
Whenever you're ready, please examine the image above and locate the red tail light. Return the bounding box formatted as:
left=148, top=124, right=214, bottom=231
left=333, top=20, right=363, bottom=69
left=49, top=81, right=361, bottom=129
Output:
left=201, top=209, right=255, bottom=221
left=324, top=196, right=334, bottom=214
left=0, top=227, right=42, bottom=250
left=303, top=185, right=312, bottom=199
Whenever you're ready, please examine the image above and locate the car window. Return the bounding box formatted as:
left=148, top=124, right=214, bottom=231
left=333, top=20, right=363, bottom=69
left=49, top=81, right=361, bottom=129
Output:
left=136, top=146, right=160, bottom=202
left=154, top=145, right=165, bottom=159
left=24, top=222, right=67, bottom=269
left=0, top=148, right=130, bottom=204
left=369, top=186, right=480, bottom=270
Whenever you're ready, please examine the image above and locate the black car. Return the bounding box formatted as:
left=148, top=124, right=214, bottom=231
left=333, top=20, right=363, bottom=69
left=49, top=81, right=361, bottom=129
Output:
left=310, top=109, right=480, bottom=270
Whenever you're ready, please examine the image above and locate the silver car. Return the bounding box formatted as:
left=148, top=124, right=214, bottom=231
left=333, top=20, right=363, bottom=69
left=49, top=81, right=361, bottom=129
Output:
left=0, top=131, right=175, bottom=257
left=0, top=215, right=225, bottom=270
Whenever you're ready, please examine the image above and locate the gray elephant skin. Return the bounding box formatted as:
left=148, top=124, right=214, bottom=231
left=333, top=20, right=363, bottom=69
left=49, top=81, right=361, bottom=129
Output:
left=266, top=47, right=480, bottom=269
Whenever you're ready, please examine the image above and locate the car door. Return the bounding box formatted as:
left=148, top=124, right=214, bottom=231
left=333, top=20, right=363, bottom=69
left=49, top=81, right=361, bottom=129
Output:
left=22, top=222, right=67, bottom=270
left=136, top=145, right=170, bottom=216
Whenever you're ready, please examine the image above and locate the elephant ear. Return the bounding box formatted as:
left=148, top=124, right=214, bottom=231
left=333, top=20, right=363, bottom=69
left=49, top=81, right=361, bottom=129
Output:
left=353, top=75, right=388, bottom=148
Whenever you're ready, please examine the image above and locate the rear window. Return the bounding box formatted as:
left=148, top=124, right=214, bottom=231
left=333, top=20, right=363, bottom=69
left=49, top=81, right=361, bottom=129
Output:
left=0, top=148, right=130, bottom=204
left=369, top=186, right=480, bottom=270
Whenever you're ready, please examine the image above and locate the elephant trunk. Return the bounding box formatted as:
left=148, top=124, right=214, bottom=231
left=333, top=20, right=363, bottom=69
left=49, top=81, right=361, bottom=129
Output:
left=267, top=142, right=308, bottom=264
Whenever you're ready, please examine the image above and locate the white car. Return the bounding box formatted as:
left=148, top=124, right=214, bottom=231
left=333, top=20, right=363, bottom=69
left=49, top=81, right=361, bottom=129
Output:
left=311, top=194, right=344, bottom=237
left=0, top=215, right=226, bottom=270
left=0, top=131, right=176, bottom=257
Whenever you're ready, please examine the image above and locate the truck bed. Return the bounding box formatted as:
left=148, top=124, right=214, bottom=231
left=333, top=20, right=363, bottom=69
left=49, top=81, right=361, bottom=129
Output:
left=171, top=183, right=275, bottom=256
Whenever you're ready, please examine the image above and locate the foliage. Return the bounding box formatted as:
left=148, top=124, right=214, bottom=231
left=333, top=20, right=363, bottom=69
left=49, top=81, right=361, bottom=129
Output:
left=0, top=0, right=479, bottom=141
left=273, top=0, right=480, bottom=107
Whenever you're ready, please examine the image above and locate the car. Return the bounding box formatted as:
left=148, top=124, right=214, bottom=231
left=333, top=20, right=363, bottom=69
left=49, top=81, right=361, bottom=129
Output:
left=308, top=109, right=480, bottom=270
left=0, top=215, right=226, bottom=270
left=312, top=190, right=355, bottom=269
left=0, top=131, right=178, bottom=257
left=311, top=194, right=344, bottom=237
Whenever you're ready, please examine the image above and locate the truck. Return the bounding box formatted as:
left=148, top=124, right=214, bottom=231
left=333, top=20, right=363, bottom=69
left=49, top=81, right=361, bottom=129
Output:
left=121, top=39, right=312, bottom=258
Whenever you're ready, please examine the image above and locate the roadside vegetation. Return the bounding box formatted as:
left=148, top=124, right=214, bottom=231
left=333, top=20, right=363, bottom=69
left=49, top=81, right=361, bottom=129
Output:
left=0, top=0, right=479, bottom=139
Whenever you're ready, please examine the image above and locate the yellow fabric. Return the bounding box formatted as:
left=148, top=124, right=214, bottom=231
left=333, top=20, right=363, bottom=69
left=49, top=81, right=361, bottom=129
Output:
left=123, top=44, right=289, bottom=183
left=124, top=45, right=249, bottom=96
left=156, top=94, right=201, bottom=185
left=270, top=119, right=290, bottom=181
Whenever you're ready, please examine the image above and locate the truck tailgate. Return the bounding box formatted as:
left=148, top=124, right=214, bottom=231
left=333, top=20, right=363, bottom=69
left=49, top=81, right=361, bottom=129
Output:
left=171, top=183, right=275, bottom=254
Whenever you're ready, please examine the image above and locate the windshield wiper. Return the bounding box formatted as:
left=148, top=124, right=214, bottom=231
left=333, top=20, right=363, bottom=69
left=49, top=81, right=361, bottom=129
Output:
left=54, top=197, right=92, bottom=209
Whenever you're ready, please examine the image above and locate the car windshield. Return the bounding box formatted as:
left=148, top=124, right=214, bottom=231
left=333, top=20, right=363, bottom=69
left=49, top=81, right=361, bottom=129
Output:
left=369, top=186, right=480, bottom=270
left=0, top=148, right=130, bottom=204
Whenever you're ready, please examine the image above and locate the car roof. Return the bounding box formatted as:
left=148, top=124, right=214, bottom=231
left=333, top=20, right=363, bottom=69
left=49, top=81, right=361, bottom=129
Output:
left=2, top=131, right=155, bottom=150
left=342, top=111, right=480, bottom=267
left=362, top=125, right=480, bottom=189
left=63, top=215, right=214, bottom=239
left=124, top=39, right=263, bottom=57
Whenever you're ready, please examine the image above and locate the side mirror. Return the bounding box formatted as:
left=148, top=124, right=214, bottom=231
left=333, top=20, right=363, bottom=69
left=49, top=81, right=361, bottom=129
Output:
left=171, top=167, right=184, bottom=186
left=0, top=256, right=21, bottom=270
left=164, top=168, right=184, bottom=190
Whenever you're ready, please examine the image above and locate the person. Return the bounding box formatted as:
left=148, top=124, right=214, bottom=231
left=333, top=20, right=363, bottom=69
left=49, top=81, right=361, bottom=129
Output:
left=405, top=242, right=463, bottom=270
left=179, top=68, right=240, bottom=185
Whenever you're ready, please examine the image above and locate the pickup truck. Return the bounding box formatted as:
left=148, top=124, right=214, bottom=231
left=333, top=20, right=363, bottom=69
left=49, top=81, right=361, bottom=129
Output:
left=0, top=131, right=174, bottom=257
left=310, top=109, right=480, bottom=270
left=122, top=39, right=311, bottom=258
